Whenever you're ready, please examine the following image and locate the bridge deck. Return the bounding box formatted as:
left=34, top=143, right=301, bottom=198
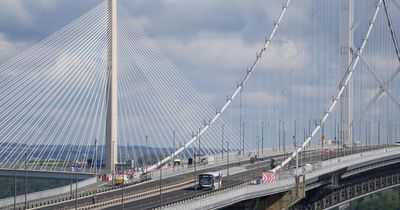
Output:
left=164, top=147, right=400, bottom=209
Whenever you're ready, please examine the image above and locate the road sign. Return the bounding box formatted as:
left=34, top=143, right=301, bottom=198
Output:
left=262, top=172, right=276, bottom=183
left=320, top=135, right=325, bottom=141
left=126, top=168, right=133, bottom=175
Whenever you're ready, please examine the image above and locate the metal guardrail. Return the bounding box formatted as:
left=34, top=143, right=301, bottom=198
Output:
left=162, top=179, right=295, bottom=210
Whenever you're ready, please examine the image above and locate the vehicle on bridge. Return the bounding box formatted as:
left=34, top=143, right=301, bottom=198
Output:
left=133, top=171, right=152, bottom=183
left=303, top=163, right=313, bottom=173
left=321, top=148, right=335, bottom=153
left=269, top=158, right=276, bottom=169
left=114, top=173, right=129, bottom=185
left=198, top=172, right=222, bottom=190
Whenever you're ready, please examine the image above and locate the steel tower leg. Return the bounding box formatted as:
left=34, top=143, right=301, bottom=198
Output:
left=106, top=0, right=118, bottom=176
left=340, top=0, right=353, bottom=146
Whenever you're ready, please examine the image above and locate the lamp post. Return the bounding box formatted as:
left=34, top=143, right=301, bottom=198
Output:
left=295, top=144, right=299, bottom=177
left=242, top=122, right=245, bottom=157
left=172, top=130, right=175, bottom=172
left=226, top=141, right=230, bottom=187
left=122, top=170, right=124, bottom=210
left=378, top=120, right=381, bottom=148
left=24, top=152, right=27, bottom=210
left=194, top=153, right=197, bottom=198
left=278, top=120, right=281, bottom=151
left=159, top=166, right=163, bottom=207
left=14, top=166, right=17, bottom=210
left=257, top=136, right=260, bottom=176
left=75, top=166, right=78, bottom=210
left=70, top=166, right=73, bottom=199
left=302, top=128, right=306, bottom=165
left=145, top=135, right=148, bottom=171
left=92, top=139, right=97, bottom=204
left=221, top=125, right=224, bottom=160
left=283, top=121, right=286, bottom=161
left=261, top=121, right=264, bottom=154
left=198, top=128, right=201, bottom=156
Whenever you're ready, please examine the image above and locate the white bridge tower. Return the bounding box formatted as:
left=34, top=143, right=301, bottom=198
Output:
left=105, top=0, right=118, bottom=176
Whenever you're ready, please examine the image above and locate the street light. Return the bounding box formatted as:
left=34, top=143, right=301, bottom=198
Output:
left=221, top=125, right=225, bottom=160
left=294, top=144, right=300, bottom=177
left=278, top=120, right=282, bottom=151
left=257, top=136, right=260, bottom=177
left=261, top=121, right=264, bottom=154
left=14, top=166, right=17, bottom=210
left=198, top=128, right=202, bottom=156
left=172, top=130, right=176, bottom=172
left=70, top=166, right=73, bottom=199
left=242, top=122, right=246, bottom=157
left=122, top=170, right=124, bottom=210
left=194, top=153, right=197, bottom=198
left=283, top=121, right=286, bottom=161
left=159, top=166, right=163, bottom=207
left=75, top=165, right=78, bottom=210
left=225, top=141, right=230, bottom=187
left=92, top=139, right=97, bottom=204
left=145, top=135, right=148, bottom=171
left=24, top=152, right=27, bottom=210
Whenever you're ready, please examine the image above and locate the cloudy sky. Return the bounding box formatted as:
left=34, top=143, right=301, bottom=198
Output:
left=0, top=0, right=399, bottom=150
left=0, top=0, right=294, bottom=105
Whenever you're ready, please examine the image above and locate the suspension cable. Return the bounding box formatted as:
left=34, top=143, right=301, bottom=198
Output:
left=272, top=0, right=383, bottom=173
left=147, top=0, right=293, bottom=172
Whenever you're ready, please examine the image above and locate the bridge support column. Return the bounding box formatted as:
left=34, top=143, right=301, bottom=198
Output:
left=264, top=175, right=305, bottom=210
left=105, top=0, right=118, bottom=177
left=339, top=0, right=354, bottom=147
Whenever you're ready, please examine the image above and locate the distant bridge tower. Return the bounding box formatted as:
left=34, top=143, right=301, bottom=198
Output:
left=105, top=0, right=118, bottom=175
left=339, top=0, right=353, bottom=146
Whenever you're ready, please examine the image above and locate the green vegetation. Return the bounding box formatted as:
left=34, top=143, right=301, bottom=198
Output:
left=27, top=161, right=64, bottom=166
left=348, top=187, right=400, bottom=210
left=0, top=177, right=71, bottom=199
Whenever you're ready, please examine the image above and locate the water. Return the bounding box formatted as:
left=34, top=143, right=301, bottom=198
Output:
left=0, top=177, right=71, bottom=199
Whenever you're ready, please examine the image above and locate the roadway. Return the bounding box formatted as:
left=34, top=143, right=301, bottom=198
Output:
left=102, top=161, right=270, bottom=210
left=29, top=145, right=385, bottom=210
left=34, top=153, right=283, bottom=210
left=97, top=145, right=385, bottom=210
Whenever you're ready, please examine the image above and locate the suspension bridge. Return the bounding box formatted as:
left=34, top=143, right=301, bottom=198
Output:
left=0, top=0, right=400, bottom=209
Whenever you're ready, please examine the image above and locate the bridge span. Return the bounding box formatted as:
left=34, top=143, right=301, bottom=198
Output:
left=34, top=145, right=396, bottom=210
left=162, top=146, right=400, bottom=210
left=0, top=0, right=399, bottom=209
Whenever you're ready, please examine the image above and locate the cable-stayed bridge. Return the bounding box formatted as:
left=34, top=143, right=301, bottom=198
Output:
left=0, top=0, right=400, bottom=209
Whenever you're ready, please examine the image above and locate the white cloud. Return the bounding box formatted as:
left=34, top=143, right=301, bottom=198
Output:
left=242, top=91, right=286, bottom=108
left=157, top=32, right=257, bottom=72
left=36, top=0, right=58, bottom=11
left=157, top=32, right=310, bottom=74
left=290, top=84, right=334, bottom=98
left=362, top=53, right=399, bottom=78
left=0, top=0, right=32, bottom=26
left=259, top=38, right=310, bottom=72
left=0, top=33, right=29, bottom=63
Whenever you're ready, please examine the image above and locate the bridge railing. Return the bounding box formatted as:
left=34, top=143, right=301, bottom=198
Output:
left=0, top=177, right=97, bottom=208
left=162, top=146, right=400, bottom=209
left=162, top=177, right=295, bottom=210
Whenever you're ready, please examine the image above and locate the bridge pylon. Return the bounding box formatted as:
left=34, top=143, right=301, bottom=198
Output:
left=339, top=0, right=354, bottom=147
left=105, top=0, right=118, bottom=177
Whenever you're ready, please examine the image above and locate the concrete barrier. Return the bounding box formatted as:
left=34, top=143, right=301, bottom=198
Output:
left=0, top=177, right=97, bottom=208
